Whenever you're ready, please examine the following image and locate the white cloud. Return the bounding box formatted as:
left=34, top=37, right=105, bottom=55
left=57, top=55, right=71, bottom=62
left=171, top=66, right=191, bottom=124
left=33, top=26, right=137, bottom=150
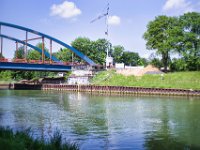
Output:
left=108, top=15, right=121, bottom=26
left=163, top=0, right=194, bottom=13
left=50, top=1, right=81, bottom=19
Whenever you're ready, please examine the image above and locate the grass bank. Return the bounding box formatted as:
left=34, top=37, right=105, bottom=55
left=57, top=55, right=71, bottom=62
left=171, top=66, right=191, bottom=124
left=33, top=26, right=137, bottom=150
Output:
left=0, top=127, right=78, bottom=150
left=91, top=70, right=200, bottom=90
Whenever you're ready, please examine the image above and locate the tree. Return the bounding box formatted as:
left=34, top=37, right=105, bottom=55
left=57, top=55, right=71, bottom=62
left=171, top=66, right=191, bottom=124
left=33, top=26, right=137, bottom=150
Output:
left=121, top=51, right=140, bottom=66
left=35, top=42, right=50, bottom=61
left=0, top=71, right=12, bottom=81
left=143, top=16, right=179, bottom=72
left=14, top=46, right=25, bottom=59
left=93, top=39, right=111, bottom=64
left=112, top=45, right=124, bottom=63
left=55, top=48, right=72, bottom=62
left=27, top=49, right=41, bottom=60
left=170, top=58, right=187, bottom=71
left=71, top=37, right=91, bottom=58
left=71, top=37, right=111, bottom=65
left=178, top=12, right=200, bottom=70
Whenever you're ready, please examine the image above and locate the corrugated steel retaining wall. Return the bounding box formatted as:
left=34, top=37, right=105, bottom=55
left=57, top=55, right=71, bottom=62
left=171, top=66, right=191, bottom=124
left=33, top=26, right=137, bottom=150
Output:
left=42, top=84, right=200, bottom=96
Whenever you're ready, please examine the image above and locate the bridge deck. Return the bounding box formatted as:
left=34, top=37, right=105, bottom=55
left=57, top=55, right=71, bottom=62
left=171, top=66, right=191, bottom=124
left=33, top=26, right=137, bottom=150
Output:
left=0, top=62, right=71, bottom=72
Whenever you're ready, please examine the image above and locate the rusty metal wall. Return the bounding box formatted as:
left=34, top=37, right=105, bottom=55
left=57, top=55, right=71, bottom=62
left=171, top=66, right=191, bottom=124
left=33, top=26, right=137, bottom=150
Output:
left=42, top=84, right=200, bottom=96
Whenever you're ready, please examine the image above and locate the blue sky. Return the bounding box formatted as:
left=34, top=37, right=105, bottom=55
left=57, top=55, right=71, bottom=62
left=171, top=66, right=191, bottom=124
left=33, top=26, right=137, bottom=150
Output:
left=0, top=0, right=200, bottom=59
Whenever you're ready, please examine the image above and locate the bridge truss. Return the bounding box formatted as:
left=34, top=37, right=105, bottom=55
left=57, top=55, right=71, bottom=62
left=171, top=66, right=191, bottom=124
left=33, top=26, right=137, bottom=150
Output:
left=0, top=22, right=96, bottom=71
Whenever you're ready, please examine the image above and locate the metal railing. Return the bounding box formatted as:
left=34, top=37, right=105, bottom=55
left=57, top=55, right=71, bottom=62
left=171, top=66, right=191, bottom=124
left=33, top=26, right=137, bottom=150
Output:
left=0, top=58, right=89, bottom=66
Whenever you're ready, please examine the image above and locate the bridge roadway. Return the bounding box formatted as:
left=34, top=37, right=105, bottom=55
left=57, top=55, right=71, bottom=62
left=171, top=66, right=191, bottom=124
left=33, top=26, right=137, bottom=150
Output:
left=0, top=62, right=71, bottom=72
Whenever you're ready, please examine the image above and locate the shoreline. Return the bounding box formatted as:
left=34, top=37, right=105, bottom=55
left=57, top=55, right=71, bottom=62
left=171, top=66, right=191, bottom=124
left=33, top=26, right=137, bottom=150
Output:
left=42, top=84, right=200, bottom=97
left=1, top=83, right=199, bottom=97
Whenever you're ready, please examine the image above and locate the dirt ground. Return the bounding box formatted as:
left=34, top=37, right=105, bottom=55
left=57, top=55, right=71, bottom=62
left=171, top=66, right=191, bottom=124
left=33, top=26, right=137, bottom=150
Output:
left=116, top=65, right=163, bottom=76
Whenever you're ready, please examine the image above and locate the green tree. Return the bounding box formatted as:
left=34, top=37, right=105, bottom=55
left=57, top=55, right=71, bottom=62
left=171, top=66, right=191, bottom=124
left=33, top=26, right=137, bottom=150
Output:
left=143, top=16, right=179, bottom=72
left=36, top=42, right=50, bottom=61
left=56, top=48, right=72, bottom=62
left=0, top=71, right=12, bottom=81
left=170, top=58, right=187, bottom=71
left=93, top=39, right=111, bottom=64
left=121, top=51, right=140, bottom=66
left=138, top=58, right=148, bottom=66
left=178, top=12, right=200, bottom=70
left=71, top=37, right=91, bottom=56
left=112, top=45, right=124, bottom=63
left=27, top=49, right=41, bottom=60
left=71, top=37, right=111, bottom=65
left=14, top=46, right=25, bottom=59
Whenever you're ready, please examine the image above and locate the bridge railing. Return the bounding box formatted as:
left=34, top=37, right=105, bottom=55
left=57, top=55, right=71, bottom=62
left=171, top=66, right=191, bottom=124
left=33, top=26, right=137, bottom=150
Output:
left=0, top=58, right=89, bottom=67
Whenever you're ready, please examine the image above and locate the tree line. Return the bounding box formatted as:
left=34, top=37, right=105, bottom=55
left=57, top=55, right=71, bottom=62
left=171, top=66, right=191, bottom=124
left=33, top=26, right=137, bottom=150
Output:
left=143, top=12, right=200, bottom=72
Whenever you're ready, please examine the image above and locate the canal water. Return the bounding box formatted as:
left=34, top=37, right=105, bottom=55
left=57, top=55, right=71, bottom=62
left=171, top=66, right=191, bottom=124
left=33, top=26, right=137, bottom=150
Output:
left=0, top=90, right=200, bottom=150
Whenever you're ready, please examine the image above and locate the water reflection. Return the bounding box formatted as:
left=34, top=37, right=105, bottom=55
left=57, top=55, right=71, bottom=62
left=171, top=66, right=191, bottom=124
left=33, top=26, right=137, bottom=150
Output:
left=0, top=90, right=200, bottom=149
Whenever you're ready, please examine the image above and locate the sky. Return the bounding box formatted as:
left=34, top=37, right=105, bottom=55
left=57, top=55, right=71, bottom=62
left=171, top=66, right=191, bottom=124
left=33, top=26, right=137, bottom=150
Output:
left=0, top=0, right=200, bottom=59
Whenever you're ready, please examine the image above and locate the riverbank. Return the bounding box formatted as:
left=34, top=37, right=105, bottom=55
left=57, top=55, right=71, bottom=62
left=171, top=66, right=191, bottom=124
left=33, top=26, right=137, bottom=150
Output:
left=1, top=83, right=200, bottom=96
left=92, top=70, right=200, bottom=90
left=42, top=84, right=200, bottom=97
left=0, top=127, right=78, bottom=150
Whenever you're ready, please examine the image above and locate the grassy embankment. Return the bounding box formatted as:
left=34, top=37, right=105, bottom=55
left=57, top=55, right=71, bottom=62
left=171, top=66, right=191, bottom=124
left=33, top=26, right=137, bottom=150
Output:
left=0, top=127, right=78, bottom=150
left=91, top=70, right=200, bottom=90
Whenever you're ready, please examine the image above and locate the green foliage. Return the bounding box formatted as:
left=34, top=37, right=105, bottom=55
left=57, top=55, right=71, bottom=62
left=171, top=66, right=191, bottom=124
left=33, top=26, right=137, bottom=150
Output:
left=150, top=58, right=163, bottom=69
left=56, top=48, right=72, bottom=62
left=121, top=51, right=141, bottom=66
left=70, top=38, right=144, bottom=66
left=144, top=12, right=200, bottom=71
left=71, top=37, right=111, bottom=65
left=0, top=127, right=79, bottom=150
left=143, top=15, right=179, bottom=72
left=170, top=58, right=186, bottom=71
left=138, top=58, right=148, bottom=66
left=27, top=50, right=41, bottom=60
left=14, top=46, right=25, bottom=59
left=92, top=70, right=200, bottom=90
left=112, top=45, right=124, bottom=63
left=0, top=71, right=12, bottom=81
left=178, top=12, right=200, bottom=71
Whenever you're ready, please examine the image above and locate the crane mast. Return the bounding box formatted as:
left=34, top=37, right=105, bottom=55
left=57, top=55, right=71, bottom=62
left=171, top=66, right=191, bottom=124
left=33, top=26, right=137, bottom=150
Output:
left=91, top=2, right=113, bottom=68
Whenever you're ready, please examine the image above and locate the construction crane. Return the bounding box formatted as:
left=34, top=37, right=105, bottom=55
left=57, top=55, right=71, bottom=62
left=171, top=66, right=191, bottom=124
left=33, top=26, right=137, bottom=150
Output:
left=90, top=2, right=113, bottom=68
left=90, top=3, right=109, bottom=35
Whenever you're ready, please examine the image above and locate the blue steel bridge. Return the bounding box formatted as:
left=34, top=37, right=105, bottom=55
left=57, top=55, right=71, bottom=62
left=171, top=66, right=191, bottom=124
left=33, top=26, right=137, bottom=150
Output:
left=0, top=22, right=96, bottom=72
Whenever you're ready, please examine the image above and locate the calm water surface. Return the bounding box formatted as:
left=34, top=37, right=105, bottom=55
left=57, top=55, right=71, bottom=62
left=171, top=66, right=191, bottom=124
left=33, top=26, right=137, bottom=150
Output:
left=0, top=90, right=200, bottom=150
